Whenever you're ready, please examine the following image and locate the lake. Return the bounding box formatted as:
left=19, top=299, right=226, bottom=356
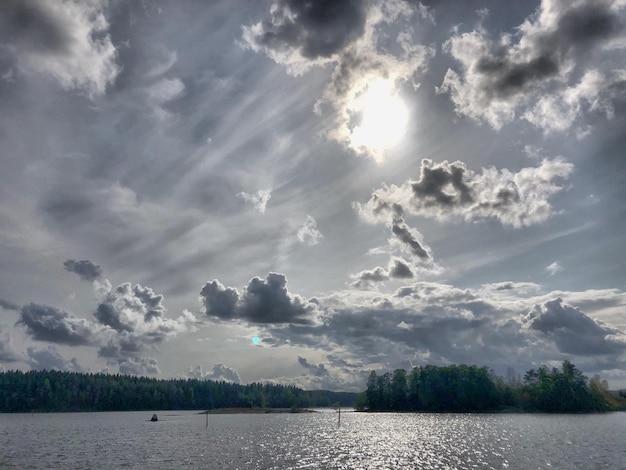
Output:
left=0, top=410, right=624, bottom=469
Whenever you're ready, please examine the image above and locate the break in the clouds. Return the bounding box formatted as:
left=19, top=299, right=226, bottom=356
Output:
left=237, top=189, right=272, bottom=213
left=439, top=0, right=626, bottom=131
left=0, top=0, right=119, bottom=97
left=355, top=158, right=574, bottom=228
left=200, top=273, right=319, bottom=325
left=63, top=259, right=103, bottom=282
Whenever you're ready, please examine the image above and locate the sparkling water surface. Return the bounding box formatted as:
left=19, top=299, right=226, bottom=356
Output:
left=1, top=410, right=624, bottom=469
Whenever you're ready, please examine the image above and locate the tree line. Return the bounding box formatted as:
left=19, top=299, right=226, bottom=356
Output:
left=0, top=370, right=357, bottom=413
left=355, top=361, right=615, bottom=413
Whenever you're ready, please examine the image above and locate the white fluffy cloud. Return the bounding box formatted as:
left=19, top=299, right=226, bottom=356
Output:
left=355, top=158, right=573, bottom=228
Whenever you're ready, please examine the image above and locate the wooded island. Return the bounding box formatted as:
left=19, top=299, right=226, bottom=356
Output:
left=355, top=361, right=624, bottom=413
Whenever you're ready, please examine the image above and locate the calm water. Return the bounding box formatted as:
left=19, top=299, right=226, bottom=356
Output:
left=0, top=410, right=624, bottom=469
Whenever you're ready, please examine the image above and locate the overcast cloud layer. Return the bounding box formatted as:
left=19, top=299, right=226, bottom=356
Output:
left=1, top=0, right=625, bottom=390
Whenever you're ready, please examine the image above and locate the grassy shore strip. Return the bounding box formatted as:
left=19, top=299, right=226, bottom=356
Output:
left=201, top=407, right=317, bottom=414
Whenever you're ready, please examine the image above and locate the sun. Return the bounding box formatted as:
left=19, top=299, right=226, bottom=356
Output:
left=349, top=79, right=409, bottom=161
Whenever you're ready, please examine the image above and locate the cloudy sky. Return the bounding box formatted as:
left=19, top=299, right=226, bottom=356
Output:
left=1, top=0, right=625, bottom=391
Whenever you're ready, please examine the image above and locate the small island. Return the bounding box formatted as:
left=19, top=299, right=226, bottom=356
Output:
left=355, top=361, right=625, bottom=413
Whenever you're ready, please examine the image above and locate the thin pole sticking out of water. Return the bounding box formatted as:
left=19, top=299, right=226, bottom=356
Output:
left=337, top=406, right=341, bottom=428
left=205, top=411, right=208, bottom=428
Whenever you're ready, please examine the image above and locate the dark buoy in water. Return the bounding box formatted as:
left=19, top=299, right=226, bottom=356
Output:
left=151, top=414, right=158, bottom=422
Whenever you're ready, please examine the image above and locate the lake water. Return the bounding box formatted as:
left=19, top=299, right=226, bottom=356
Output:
left=0, top=410, right=624, bottom=469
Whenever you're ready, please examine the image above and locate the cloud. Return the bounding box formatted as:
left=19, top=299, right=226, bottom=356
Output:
left=390, top=217, right=431, bottom=260
left=355, top=158, right=573, bottom=227
left=0, top=299, right=20, bottom=311
left=298, top=356, right=329, bottom=377
left=16, top=261, right=197, bottom=376
left=63, top=259, right=103, bottom=282
left=244, top=0, right=366, bottom=64
left=117, top=356, right=160, bottom=376
left=242, top=0, right=368, bottom=73
left=438, top=0, right=626, bottom=130
left=200, top=272, right=319, bottom=324
left=297, top=215, right=323, bottom=246
left=545, top=261, right=564, bottom=275
left=237, top=189, right=272, bottom=213
left=187, top=363, right=242, bottom=384
left=260, top=282, right=626, bottom=379
left=349, top=217, right=438, bottom=289
left=243, top=0, right=434, bottom=161
left=26, top=345, right=84, bottom=372
left=0, top=329, right=23, bottom=362
left=94, top=280, right=197, bottom=357
left=18, top=303, right=100, bottom=346
left=525, top=298, right=626, bottom=355
left=0, top=0, right=119, bottom=97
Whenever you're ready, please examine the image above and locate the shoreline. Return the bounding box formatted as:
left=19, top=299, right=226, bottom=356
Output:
left=201, top=407, right=318, bottom=414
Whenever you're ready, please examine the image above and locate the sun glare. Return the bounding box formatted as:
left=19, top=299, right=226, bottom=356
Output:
left=350, top=79, right=409, bottom=160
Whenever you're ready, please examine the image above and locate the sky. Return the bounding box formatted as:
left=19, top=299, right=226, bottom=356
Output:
left=0, top=0, right=625, bottom=392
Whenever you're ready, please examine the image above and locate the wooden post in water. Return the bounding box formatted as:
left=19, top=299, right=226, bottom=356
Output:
left=205, top=410, right=208, bottom=428
left=337, top=406, right=341, bottom=428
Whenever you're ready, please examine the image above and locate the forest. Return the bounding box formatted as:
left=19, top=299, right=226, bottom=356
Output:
left=355, top=361, right=620, bottom=413
left=0, top=370, right=357, bottom=413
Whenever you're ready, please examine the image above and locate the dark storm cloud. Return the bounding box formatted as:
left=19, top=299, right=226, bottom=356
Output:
left=63, top=259, right=103, bottom=282
left=0, top=299, right=20, bottom=311
left=18, top=303, right=97, bottom=346
left=391, top=218, right=430, bottom=259
left=298, top=356, right=329, bottom=377
left=525, top=298, right=626, bottom=355
left=247, top=0, right=367, bottom=60
left=200, top=273, right=318, bottom=324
